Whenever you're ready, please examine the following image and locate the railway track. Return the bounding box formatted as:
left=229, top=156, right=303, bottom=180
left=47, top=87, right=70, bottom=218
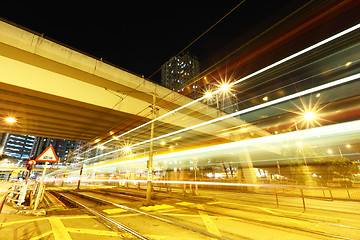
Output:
left=49, top=190, right=228, bottom=240
left=49, top=188, right=359, bottom=239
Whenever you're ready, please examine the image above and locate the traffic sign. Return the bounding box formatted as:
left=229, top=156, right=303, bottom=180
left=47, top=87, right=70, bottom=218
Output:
left=35, top=145, right=59, bottom=162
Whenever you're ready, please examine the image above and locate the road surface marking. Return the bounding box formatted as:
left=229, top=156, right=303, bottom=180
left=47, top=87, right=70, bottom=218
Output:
left=0, top=215, right=93, bottom=227
left=57, top=215, right=94, bottom=219
left=207, top=201, right=224, bottom=205
left=67, top=228, right=127, bottom=237
left=49, top=217, right=72, bottom=240
left=164, top=213, right=241, bottom=221
left=0, top=217, right=49, bottom=227
left=29, top=231, right=52, bottom=240
left=176, top=201, right=195, bottom=206
left=111, top=213, right=141, bottom=217
left=103, top=208, right=126, bottom=214
left=257, top=206, right=276, bottom=214
left=140, top=204, right=174, bottom=211
left=207, top=200, right=360, bottom=226
left=197, top=204, right=222, bottom=237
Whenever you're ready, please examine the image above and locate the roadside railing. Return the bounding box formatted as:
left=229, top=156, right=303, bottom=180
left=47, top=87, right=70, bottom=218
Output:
left=0, top=191, right=9, bottom=214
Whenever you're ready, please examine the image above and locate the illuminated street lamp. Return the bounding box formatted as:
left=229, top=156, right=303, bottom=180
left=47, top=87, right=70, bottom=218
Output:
left=204, top=91, right=212, bottom=99
left=4, top=117, right=17, bottom=124
left=304, top=111, right=315, bottom=121
left=220, top=83, right=230, bottom=92
left=123, top=146, right=131, bottom=154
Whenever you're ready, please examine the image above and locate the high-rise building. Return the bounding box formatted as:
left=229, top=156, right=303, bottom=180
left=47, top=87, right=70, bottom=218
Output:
left=0, top=134, right=36, bottom=160
left=0, top=133, right=84, bottom=163
left=31, top=137, right=84, bottom=163
left=161, top=53, right=200, bottom=94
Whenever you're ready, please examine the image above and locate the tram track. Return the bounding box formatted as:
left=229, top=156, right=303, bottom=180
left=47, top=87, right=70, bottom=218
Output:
left=207, top=191, right=360, bottom=217
left=156, top=192, right=360, bottom=240
left=48, top=188, right=360, bottom=239
left=49, top=190, right=229, bottom=240
left=100, top=189, right=360, bottom=239
left=174, top=200, right=359, bottom=240
left=49, top=190, right=149, bottom=240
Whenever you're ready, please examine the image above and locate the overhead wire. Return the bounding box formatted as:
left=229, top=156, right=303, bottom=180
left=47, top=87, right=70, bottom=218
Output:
left=70, top=1, right=248, bottom=158
left=147, top=0, right=247, bottom=80
left=74, top=23, right=360, bottom=164
left=69, top=0, right=325, bottom=160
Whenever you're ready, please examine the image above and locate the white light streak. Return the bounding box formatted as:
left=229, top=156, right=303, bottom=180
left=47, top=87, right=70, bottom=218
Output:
left=45, top=178, right=330, bottom=190
left=75, top=23, right=360, bottom=162
left=87, top=120, right=360, bottom=172
left=230, top=23, right=360, bottom=87
left=81, top=73, right=360, bottom=164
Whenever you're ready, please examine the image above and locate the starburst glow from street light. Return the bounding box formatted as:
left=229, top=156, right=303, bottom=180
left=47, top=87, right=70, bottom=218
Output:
left=204, top=91, right=213, bottom=99
left=124, top=146, right=131, bottom=153
left=73, top=23, right=360, bottom=163
left=4, top=117, right=17, bottom=123
left=304, top=112, right=315, bottom=121
left=220, top=83, right=230, bottom=92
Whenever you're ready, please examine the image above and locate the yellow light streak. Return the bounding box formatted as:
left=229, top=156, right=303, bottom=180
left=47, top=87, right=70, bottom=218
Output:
left=73, top=120, right=360, bottom=176
left=73, top=23, right=360, bottom=162
left=80, top=73, right=359, bottom=164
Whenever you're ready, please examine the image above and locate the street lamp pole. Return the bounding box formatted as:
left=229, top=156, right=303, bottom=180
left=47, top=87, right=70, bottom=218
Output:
left=146, top=87, right=156, bottom=205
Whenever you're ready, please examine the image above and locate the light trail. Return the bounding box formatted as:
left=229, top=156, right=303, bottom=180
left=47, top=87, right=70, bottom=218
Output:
left=230, top=23, right=360, bottom=87
left=79, top=72, right=360, bottom=164
left=47, top=115, right=359, bottom=178
left=78, top=118, right=360, bottom=176
left=74, top=23, right=360, bottom=162
left=45, top=178, right=331, bottom=190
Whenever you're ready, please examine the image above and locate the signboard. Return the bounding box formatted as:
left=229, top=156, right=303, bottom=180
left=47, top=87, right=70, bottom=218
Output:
left=35, top=145, right=59, bottom=162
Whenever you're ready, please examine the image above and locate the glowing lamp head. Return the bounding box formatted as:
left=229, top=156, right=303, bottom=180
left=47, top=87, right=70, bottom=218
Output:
left=27, top=160, right=36, bottom=166
left=5, top=117, right=17, bottom=123
left=220, top=83, right=230, bottom=92
left=304, top=112, right=315, bottom=121
left=124, top=146, right=131, bottom=153
left=204, top=91, right=212, bottom=99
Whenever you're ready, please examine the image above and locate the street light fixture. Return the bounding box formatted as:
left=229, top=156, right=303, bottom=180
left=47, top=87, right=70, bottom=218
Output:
left=124, top=146, right=131, bottom=153
left=204, top=91, right=213, bottom=99
left=4, top=117, right=17, bottom=123
left=220, top=83, right=230, bottom=92
left=304, top=112, right=315, bottom=121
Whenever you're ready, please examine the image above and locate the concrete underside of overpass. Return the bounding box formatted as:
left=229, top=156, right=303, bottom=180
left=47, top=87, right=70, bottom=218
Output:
left=0, top=20, right=270, bottom=146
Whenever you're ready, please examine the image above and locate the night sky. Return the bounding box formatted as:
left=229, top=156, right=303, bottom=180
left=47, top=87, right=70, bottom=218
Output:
left=1, top=1, right=309, bottom=82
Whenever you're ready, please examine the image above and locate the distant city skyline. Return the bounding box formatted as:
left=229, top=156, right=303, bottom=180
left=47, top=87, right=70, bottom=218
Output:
left=0, top=133, right=84, bottom=163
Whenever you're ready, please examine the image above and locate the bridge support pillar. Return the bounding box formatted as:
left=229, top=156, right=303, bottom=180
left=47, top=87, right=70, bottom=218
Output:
left=239, top=148, right=258, bottom=191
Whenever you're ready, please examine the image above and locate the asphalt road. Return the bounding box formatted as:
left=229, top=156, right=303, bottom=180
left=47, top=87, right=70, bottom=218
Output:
left=1, top=183, right=360, bottom=240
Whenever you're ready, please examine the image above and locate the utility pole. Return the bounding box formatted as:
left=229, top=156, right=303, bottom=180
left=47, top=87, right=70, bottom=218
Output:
left=146, top=87, right=156, bottom=205
left=77, top=165, right=83, bottom=190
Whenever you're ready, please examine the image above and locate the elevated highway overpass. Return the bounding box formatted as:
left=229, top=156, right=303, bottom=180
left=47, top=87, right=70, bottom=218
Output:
left=0, top=19, right=270, bottom=149
left=4, top=17, right=358, bottom=186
